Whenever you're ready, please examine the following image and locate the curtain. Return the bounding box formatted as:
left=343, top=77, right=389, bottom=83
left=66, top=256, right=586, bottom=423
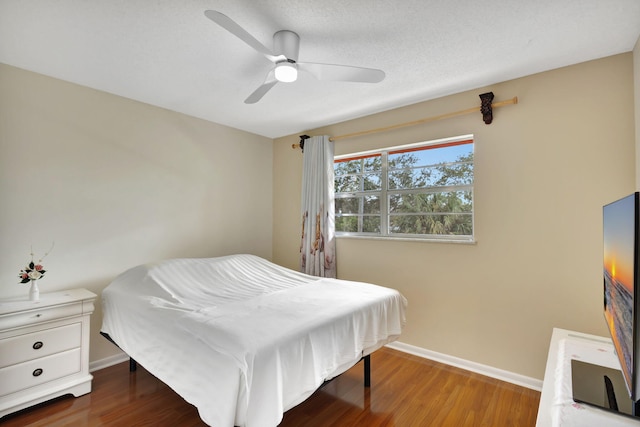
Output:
left=299, top=135, right=336, bottom=278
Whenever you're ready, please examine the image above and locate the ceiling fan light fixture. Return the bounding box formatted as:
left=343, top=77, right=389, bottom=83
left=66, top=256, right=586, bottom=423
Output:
left=275, top=62, right=297, bottom=82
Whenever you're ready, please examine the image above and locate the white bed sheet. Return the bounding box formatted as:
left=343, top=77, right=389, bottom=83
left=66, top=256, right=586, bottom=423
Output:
left=101, top=254, right=407, bottom=427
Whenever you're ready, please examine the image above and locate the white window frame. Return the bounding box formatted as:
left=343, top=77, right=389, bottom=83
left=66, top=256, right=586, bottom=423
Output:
left=334, top=134, right=475, bottom=243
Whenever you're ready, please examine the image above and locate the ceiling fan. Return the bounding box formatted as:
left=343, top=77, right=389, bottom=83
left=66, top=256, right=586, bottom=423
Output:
left=204, top=10, right=385, bottom=104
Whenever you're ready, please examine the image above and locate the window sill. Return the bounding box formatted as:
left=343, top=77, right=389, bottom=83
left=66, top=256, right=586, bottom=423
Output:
left=335, top=235, right=477, bottom=245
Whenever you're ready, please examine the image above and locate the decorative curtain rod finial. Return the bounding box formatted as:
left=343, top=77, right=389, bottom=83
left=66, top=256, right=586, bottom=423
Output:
left=479, top=92, right=495, bottom=124
left=292, top=135, right=310, bottom=152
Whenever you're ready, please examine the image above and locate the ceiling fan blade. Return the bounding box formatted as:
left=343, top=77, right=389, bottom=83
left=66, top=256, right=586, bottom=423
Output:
left=298, top=62, right=385, bottom=83
left=204, top=10, right=286, bottom=63
left=244, top=70, right=278, bottom=104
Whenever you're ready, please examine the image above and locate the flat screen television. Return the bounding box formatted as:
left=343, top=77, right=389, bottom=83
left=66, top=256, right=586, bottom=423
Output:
left=573, top=192, right=640, bottom=417
left=602, top=192, right=640, bottom=413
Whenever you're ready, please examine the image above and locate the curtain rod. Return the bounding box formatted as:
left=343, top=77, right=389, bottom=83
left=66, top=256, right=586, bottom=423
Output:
left=292, top=95, right=518, bottom=149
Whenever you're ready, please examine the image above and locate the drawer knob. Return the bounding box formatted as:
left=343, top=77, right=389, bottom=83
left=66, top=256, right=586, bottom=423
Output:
left=32, top=368, right=43, bottom=377
left=33, top=341, right=43, bottom=350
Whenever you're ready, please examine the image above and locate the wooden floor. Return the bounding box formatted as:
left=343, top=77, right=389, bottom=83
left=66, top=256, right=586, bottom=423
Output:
left=1, top=347, right=540, bottom=426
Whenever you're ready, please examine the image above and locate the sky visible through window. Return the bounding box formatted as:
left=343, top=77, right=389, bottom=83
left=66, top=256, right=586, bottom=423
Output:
left=393, top=143, right=473, bottom=167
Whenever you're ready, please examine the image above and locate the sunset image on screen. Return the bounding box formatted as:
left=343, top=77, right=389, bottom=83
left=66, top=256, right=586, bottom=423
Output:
left=603, top=194, right=636, bottom=386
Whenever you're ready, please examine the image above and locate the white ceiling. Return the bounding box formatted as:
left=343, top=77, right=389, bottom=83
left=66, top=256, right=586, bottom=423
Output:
left=1, top=1, right=639, bottom=139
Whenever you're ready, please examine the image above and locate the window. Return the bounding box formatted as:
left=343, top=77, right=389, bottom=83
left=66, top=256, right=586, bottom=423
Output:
left=334, top=135, right=474, bottom=241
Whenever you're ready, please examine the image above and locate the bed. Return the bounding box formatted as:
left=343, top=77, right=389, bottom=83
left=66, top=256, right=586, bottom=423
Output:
left=100, top=254, right=407, bottom=427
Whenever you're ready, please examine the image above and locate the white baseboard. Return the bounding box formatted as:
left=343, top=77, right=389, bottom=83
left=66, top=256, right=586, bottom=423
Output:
left=386, top=341, right=543, bottom=391
left=89, top=351, right=129, bottom=373
left=89, top=342, right=543, bottom=391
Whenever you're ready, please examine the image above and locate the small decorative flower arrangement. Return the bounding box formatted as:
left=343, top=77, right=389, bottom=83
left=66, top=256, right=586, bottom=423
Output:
left=18, top=243, right=54, bottom=301
left=18, top=262, right=46, bottom=283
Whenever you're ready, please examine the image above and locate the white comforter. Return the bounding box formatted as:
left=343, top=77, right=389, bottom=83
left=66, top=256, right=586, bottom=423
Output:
left=101, top=254, right=407, bottom=427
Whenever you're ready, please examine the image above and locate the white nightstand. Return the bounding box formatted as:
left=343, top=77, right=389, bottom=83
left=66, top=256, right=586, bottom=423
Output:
left=0, top=288, right=96, bottom=418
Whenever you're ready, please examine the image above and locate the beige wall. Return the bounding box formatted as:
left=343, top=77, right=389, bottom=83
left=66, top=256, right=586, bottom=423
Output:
left=273, top=54, right=636, bottom=380
left=0, top=63, right=274, bottom=363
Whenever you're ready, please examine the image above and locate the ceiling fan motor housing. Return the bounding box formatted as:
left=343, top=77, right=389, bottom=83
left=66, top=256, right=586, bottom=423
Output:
left=273, top=30, right=300, bottom=62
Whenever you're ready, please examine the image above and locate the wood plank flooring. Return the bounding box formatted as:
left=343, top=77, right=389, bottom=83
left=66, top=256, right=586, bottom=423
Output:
left=1, top=347, right=540, bottom=426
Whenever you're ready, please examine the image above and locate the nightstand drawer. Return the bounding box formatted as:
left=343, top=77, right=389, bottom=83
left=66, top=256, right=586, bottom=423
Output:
left=0, top=347, right=81, bottom=397
left=0, top=302, right=83, bottom=330
left=0, top=323, right=82, bottom=368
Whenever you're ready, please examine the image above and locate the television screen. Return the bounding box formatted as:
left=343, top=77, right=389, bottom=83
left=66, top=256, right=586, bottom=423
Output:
left=603, top=192, right=639, bottom=400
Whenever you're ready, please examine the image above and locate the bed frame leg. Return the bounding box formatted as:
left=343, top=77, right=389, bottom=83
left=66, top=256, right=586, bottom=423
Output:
left=100, top=332, right=138, bottom=372
left=364, top=354, right=371, bottom=387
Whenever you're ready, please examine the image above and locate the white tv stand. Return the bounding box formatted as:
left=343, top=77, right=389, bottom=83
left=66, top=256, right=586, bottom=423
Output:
left=536, top=328, right=640, bottom=426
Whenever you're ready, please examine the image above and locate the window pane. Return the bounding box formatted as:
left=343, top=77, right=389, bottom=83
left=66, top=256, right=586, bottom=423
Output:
left=388, top=167, right=429, bottom=190
left=335, top=155, right=381, bottom=173
left=389, top=191, right=472, bottom=214
left=335, top=196, right=360, bottom=214
left=363, top=195, right=380, bottom=214
left=336, top=216, right=358, bottom=232
left=389, top=213, right=472, bottom=235
left=389, top=158, right=473, bottom=189
left=363, top=173, right=382, bottom=191
left=363, top=156, right=381, bottom=172
left=428, top=161, right=473, bottom=186
left=336, top=195, right=380, bottom=215
left=335, top=159, right=363, bottom=174
left=335, top=175, right=361, bottom=193
left=363, top=216, right=381, bottom=233
left=334, top=173, right=381, bottom=192
left=390, top=143, right=473, bottom=167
